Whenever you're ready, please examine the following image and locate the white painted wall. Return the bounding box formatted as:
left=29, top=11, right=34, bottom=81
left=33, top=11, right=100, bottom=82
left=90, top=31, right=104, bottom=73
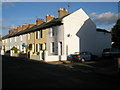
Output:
left=5, top=38, right=10, bottom=51
left=2, top=34, right=27, bottom=54
left=46, top=25, right=64, bottom=56
left=2, top=40, right=5, bottom=51
left=9, top=34, right=27, bottom=52
left=18, top=34, right=27, bottom=52
left=95, top=31, right=111, bottom=56
left=63, top=8, right=96, bottom=55
left=44, top=50, right=66, bottom=61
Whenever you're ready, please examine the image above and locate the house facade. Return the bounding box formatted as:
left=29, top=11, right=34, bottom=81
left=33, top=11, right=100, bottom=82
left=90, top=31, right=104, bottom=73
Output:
left=26, top=19, right=47, bottom=55
left=45, top=8, right=97, bottom=61
left=95, top=29, right=111, bottom=55
left=27, top=32, right=35, bottom=52
left=45, top=8, right=111, bottom=61
left=2, top=8, right=111, bottom=61
left=34, top=29, right=46, bottom=52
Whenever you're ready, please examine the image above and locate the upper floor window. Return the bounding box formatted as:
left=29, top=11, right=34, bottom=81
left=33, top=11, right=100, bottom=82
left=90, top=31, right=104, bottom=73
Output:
left=2, top=40, right=5, bottom=44
left=28, top=33, right=30, bottom=40
left=36, top=31, right=39, bottom=39
left=50, top=27, right=54, bottom=37
left=36, top=44, right=39, bottom=52
left=36, top=30, right=43, bottom=39
left=5, top=39, right=7, bottom=43
left=39, top=43, right=43, bottom=50
left=39, top=30, right=43, bottom=38
left=15, top=37, right=17, bottom=42
left=10, top=38, right=12, bottom=42
left=20, top=35, right=22, bottom=41
left=50, top=42, right=55, bottom=53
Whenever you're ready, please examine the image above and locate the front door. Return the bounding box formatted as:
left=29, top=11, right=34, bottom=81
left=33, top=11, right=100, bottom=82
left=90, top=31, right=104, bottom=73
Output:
left=58, top=42, right=62, bottom=55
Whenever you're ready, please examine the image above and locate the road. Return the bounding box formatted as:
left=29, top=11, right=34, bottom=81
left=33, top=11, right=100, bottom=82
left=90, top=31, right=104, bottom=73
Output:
left=2, top=55, right=118, bottom=88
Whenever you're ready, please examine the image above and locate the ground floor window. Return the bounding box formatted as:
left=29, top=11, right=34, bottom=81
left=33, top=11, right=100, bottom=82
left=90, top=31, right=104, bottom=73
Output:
left=36, top=44, right=39, bottom=52
left=39, top=44, right=43, bottom=51
left=59, top=42, right=62, bottom=55
left=44, top=43, right=46, bottom=50
left=50, top=42, right=54, bottom=53
left=29, top=44, right=32, bottom=50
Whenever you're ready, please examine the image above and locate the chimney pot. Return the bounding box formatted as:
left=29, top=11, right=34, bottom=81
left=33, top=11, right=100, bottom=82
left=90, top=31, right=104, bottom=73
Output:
left=17, top=25, right=22, bottom=31
left=22, top=24, right=29, bottom=30
left=36, top=18, right=44, bottom=25
left=58, top=8, right=69, bottom=18
left=28, top=24, right=35, bottom=28
left=46, top=15, right=54, bottom=22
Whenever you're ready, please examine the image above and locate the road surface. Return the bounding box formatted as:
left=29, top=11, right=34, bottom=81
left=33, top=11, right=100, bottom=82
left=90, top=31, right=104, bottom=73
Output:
left=2, top=55, right=118, bottom=88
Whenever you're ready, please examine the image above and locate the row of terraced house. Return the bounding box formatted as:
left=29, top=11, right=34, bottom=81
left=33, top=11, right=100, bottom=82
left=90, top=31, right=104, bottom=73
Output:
left=1, top=8, right=111, bottom=61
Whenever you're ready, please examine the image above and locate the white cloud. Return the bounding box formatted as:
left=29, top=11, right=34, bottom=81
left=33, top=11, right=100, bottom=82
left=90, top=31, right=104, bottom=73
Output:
left=2, top=25, right=10, bottom=30
left=0, top=20, right=10, bottom=30
left=89, top=12, right=118, bottom=26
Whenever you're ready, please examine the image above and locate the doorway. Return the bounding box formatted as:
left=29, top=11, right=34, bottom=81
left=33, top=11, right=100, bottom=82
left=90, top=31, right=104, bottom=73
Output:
left=59, top=42, right=62, bottom=55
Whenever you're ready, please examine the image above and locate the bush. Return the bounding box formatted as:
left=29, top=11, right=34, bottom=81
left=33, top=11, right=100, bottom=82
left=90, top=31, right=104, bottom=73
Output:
left=11, top=47, right=20, bottom=53
left=37, top=52, right=40, bottom=55
left=33, top=52, right=35, bottom=54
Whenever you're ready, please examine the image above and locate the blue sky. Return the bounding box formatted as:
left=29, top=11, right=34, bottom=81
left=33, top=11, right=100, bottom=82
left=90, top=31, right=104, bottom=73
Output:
left=2, top=2, right=118, bottom=36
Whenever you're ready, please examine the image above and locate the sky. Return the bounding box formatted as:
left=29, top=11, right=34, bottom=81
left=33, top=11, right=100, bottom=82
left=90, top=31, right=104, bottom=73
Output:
left=1, top=2, right=119, bottom=36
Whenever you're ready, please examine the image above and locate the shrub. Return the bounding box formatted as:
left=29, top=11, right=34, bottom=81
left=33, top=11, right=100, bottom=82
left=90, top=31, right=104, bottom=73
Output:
left=37, top=52, right=40, bottom=55
left=33, top=52, right=35, bottom=54
left=11, top=47, right=20, bottom=53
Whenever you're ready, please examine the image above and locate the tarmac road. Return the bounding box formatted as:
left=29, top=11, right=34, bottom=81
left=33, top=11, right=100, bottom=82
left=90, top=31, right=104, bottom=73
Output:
left=2, top=55, right=118, bottom=88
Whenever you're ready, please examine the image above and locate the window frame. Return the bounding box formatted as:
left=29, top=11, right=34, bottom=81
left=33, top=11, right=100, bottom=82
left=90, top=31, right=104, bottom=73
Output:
left=39, top=43, right=43, bottom=51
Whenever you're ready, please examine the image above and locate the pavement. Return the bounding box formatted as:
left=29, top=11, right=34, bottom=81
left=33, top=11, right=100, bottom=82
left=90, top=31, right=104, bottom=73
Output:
left=46, top=60, right=71, bottom=64
left=6, top=55, right=119, bottom=77
left=44, top=58, right=118, bottom=76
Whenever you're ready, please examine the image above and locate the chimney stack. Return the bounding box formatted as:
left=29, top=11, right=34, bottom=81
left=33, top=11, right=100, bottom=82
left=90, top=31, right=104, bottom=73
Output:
left=46, top=15, right=54, bottom=22
left=28, top=24, right=35, bottom=28
left=13, top=28, right=18, bottom=33
left=22, top=24, right=29, bottom=30
left=36, top=18, right=44, bottom=25
left=9, top=29, right=14, bottom=34
left=58, top=8, right=69, bottom=18
left=17, top=25, right=22, bottom=31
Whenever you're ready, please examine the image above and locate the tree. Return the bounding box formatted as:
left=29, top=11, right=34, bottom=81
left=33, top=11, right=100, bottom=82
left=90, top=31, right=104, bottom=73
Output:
left=112, top=19, right=120, bottom=49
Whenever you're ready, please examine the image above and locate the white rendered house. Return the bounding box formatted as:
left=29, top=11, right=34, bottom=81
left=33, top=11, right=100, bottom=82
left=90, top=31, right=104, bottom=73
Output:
left=45, top=8, right=111, bottom=61
left=2, top=33, right=27, bottom=54
left=1, top=8, right=111, bottom=61
left=95, top=29, right=111, bottom=56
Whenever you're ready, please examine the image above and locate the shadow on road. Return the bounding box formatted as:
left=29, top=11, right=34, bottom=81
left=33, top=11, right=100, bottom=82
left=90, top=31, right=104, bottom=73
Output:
left=2, top=55, right=119, bottom=88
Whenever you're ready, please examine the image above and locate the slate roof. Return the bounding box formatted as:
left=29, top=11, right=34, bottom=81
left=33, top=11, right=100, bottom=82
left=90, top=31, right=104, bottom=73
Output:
left=2, top=17, right=64, bottom=40
left=97, top=28, right=111, bottom=33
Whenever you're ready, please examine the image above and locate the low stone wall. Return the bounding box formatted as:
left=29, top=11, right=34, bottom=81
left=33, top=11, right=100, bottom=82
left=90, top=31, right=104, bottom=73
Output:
left=30, top=55, right=40, bottom=61
left=44, top=51, right=67, bottom=62
left=19, top=54, right=27, bottom=58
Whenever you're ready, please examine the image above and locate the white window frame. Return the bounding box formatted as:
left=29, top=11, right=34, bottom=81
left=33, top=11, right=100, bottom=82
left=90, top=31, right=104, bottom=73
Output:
left=50, top=28, right=54, bottom=37
left=15, top=37, right=17, bottom=42
left=50, top=42, right=54, bottom=53
left=20, top=35, right=22, bottom=41
left=39, top=30, right=42, bottom=38
left=10, top=38, right=12, bottom=42
left=20, top=45, right=22, bottom=51
left=38, top=31, right=40, bottom=39
left=36, top=44, right=40, bottom=52
left=5, top=39, right=7, bottom=43
left=39, top=43, right=43, bottom=51
left=28, top=33, right=30, bottom=40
